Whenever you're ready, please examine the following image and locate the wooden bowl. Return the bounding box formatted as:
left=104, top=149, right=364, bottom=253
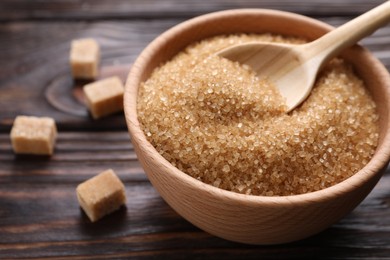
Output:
left=124, top=9, right=390, bottom=244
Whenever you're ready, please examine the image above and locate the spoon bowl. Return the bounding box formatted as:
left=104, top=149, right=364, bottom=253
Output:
left=218, top=2, right=390, bottom=111
left=217, top=42, right=315, bottom=110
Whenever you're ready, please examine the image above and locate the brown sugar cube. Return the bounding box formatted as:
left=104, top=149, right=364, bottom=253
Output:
left=70, top=38, right=100, bottom=79
left=10, top=116, right=57, bottom=155
left=76, top=169, right=126, bottom=222
left=83, top=76, right=124, bottom=119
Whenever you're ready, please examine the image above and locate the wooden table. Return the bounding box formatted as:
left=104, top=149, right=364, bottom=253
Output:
left=1, top=1, right=390, bottom=259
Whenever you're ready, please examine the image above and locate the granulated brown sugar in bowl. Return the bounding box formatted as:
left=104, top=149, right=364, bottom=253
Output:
left=125, top=8, right=390, bottom=245
left=137, top=33, right=379, bottom=196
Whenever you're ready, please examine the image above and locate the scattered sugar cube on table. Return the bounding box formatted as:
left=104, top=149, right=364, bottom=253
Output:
left=10, top=115, right=57, bottom=155
left=83, top=76, right=124, bottom=119
left=76, top=169, right=126, bottom=222
left=70, top=38, right=100, bottom=79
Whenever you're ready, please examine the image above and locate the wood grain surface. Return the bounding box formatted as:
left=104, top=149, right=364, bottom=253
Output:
left=0, top=0, right=385, bottom=20
left=0, top=0, right=390, bottom=259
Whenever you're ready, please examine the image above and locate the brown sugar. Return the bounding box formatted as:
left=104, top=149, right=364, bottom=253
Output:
left=76, top=169, right=126, bottom=222
left=137, top=34, right=379, bottom=196
left=10, top=115, right=57, bottom=155
left=70, top=38, right=100, bottom=79
left=83, top=76, right=124, bottom=119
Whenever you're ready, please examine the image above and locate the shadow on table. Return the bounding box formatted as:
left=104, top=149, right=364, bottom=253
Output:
left=77, top=205, right=128, bottom=236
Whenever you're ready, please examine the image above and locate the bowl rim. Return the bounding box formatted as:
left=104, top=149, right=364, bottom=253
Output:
left=124, top=8, right=390, bottom=206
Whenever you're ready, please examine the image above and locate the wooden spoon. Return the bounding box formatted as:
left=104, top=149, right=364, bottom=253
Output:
left=218, top=2, right=390, bottom=112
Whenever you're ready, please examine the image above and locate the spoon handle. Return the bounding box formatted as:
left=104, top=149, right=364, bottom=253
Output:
left=305, top=1, right=390, bottom=63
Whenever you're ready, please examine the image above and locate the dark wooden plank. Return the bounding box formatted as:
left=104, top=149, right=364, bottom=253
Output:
left=0, top=168, right=388, bottom=258
left=1, top=18, right=390, bottom=132
left=0, top=132, right=145, bottom=183
left=0, top=0, right=386, bottom=21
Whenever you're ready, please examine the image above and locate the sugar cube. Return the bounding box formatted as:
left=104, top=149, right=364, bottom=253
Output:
left=70, top=38, right=100, bottom=79
left=10, top=115, right=57, bottom=155
left=83, top=76, right=124, bottom=119
left=76, top=169, right=126, bottom=222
